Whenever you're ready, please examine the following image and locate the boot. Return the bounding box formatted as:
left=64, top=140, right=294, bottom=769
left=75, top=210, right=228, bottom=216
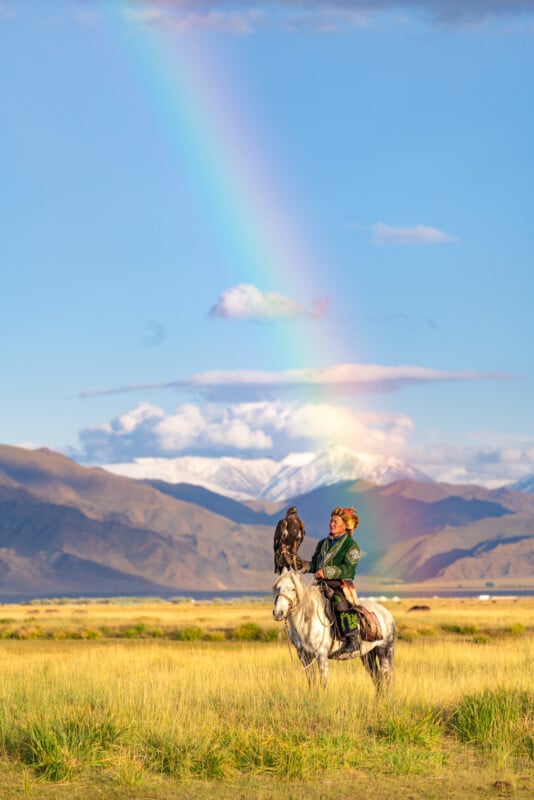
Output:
left=329, top=631, right=360, bottom=660
left=329, top=610, right=360, bottom=660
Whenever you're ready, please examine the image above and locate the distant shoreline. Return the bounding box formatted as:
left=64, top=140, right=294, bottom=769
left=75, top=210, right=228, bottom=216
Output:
left=0, top=589, right=532, bottom=604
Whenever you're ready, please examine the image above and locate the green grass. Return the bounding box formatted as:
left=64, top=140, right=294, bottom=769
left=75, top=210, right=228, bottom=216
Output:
left=446, top=688, right=534, bottom=767
left=0, top=599, right=531, bottom=798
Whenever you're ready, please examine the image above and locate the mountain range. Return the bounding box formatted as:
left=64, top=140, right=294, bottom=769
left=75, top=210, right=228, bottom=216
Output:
left=511, top=473, right=534, bottom=493
left=102, top=445, right=432, bottom=502
left=0, top=444, right=532, bottom=598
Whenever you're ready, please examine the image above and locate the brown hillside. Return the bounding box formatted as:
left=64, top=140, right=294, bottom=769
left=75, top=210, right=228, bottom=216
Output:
left=0, top=445, right=532, bottom=595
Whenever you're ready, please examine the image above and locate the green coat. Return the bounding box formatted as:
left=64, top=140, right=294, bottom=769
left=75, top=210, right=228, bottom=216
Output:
left=309, top=533, right=360, bottom=581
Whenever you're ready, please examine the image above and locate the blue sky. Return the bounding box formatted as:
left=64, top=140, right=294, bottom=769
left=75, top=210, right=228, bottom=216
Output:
left=1, top=0, right=533, bottom=487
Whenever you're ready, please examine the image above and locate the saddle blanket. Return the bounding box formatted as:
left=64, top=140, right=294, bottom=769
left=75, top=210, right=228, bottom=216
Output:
left=355, top=606, right=383, bottom=642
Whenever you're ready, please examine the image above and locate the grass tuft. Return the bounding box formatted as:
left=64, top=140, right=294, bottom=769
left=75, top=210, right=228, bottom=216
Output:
left=16, top=709, right=125, bottom=780
left=445, top=688, right=533, bottom=768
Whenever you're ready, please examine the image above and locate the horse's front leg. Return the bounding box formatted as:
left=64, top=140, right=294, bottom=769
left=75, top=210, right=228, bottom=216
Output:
left=301, top=647, right=329, bottom=689
left=297, top=648, right=317, bottom=687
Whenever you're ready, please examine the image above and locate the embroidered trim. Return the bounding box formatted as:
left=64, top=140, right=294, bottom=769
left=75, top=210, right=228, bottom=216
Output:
left=324, top=565, right=339, bottom=580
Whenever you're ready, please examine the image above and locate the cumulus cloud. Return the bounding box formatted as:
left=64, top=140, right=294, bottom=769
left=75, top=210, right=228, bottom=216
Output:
left=81, top=362, right=517, bottom=401
left=154, top=403, right=272, bottom=452
left=408, top=440, right=534, bottom=488
left=370, top=223, right=458, bottom=245
left=78, top=401, right=274, bottom=462
left=75, top=399, right=414, bottom=463
left=74, top=399, right=534, bottom=487
left=209, top=284, right=329, bottom=322
left=76, top=402, right=165, bottom=462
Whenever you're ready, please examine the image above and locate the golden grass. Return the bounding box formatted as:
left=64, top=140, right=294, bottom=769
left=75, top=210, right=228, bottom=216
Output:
left=0, top=597, right=531, bottom=799
left=0, top=598, right=275, bottom=638
left=1, top=595, right=531, bottom=639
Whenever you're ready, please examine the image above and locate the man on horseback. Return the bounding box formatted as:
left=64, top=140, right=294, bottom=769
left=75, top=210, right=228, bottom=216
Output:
left=305, top=506, right=361, bottom=660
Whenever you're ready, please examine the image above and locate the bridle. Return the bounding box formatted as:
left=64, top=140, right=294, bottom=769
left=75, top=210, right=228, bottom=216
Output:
left=274, top=587, right=297, bottom=614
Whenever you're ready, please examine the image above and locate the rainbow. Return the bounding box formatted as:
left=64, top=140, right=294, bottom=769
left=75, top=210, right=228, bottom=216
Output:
left=97, top=2, right=344, bottom=363
left=86, top=4, right=403, bottom=583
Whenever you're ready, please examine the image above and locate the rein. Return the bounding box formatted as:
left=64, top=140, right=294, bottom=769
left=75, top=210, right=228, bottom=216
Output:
left=276, top=577, right=333, bottom=674
left=283, top=619, right=317, bottom=673
left=275, top=585, right=317, bottom=671
left=275, top=590, right=296, bottom=611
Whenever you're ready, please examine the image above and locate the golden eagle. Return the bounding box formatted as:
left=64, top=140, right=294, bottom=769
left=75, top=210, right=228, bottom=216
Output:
left=273, top=506, right=305, bottom=573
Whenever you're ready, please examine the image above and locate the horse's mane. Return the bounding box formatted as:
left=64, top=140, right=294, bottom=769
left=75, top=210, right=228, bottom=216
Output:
left=273, top=570, right=325, bottom=619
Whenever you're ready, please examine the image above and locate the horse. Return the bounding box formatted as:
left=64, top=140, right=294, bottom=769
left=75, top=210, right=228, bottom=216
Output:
left=272, top=568, right=395, bottom=690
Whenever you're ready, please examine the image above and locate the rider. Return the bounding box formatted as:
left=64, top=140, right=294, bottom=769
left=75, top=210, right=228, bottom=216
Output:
left=306, top=506, right=361, bottom=660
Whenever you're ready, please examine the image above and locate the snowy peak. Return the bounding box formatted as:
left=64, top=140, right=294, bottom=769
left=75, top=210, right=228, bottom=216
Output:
left=262, top=445, right=432, bottom=502
left=103, top=446, right=432, bottom=502
left=510, top=474, right=534, bottom=493
left=103, top=455, right=281, bottom=501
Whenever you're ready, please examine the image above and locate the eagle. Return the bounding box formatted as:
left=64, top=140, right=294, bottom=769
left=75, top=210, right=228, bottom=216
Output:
left=273, top=506, right=305, bottom=573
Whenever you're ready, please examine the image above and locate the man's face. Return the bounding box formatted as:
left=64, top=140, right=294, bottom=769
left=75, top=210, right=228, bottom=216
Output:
left=329, top=515, right=345, bottom=537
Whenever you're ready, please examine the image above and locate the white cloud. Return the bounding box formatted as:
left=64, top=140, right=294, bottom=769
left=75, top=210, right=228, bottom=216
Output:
left=75, top=400, right=534, bottom=488
left=81, top=362, right=516, bottom=400
left=151, top=404, right=205, bottom=451
left=408, top=440, right=534, bottom=488
left=279, top=404, right=413, bottom=452
left=371, top=223, right=458, bottom=245
left=76, top=399, right=414, bottom=463
left=209, top=284, right=329, bottom=322
left=185, top=363, right=495, bottom=389
left=114, top=402, right=165, bottom=434
left=153, top=404, right=272, bottom=451
left=78, top=401, right=277, bottom=462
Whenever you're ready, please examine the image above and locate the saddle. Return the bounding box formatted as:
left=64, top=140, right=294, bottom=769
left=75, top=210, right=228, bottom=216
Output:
left=354, top=606, right=383, bottom=642
left=318, top=581, right=383, bottom=642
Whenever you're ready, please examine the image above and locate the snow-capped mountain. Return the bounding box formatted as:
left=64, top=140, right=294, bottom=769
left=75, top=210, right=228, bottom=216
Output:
left=261, top=446, right=432, bottom=502
left=103, top=445, right=432, bottom=502
left=103, top=454, right=280, bottom=500
left=510, top=474, right=534, bottom=493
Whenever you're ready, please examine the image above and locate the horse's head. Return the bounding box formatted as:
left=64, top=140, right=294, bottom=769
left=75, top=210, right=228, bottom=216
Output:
left=272, top=568, right=303, bottom=621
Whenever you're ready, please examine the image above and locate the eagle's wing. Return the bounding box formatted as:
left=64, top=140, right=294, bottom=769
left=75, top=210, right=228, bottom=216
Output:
left=287, top=517, right=305, bottom=554
left=273, top=519, right=287, bottom=551
left=294, top=518, right=305, bottom=549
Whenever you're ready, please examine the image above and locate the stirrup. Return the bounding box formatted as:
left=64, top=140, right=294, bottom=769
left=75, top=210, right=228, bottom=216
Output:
left=329, top=637, right=360, bottom=661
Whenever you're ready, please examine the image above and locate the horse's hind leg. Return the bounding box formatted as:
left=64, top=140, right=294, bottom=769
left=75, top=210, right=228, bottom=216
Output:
left=361, top=648, right=392, bottom=693
left=361, top=651, right=380, bottom=688
left=376, top=641, right=394, bottom=692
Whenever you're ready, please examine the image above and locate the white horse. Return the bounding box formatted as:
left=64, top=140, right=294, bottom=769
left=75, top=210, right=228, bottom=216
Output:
left=273, top=569, right=395, bottom=690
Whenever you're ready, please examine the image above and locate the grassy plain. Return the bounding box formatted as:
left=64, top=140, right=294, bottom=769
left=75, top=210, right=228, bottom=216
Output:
left=0, top=596, right=531, bottom=799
